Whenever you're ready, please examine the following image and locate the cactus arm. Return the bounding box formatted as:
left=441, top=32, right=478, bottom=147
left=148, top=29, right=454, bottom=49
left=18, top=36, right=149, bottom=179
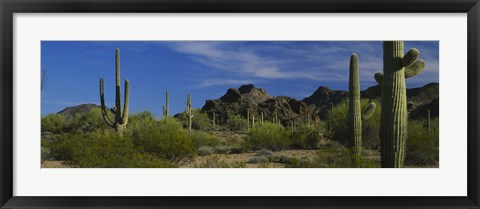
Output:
left=402, top=48, right=420, bottom=67
left=362, top=102, right=376, bottom=120
left=374, top=72, right=383, bottom=84
left=121, top=79, right=130, bottom=125
left=99, top=78, right=114, bottom=128
left=404, top=59, right=426, bottom=78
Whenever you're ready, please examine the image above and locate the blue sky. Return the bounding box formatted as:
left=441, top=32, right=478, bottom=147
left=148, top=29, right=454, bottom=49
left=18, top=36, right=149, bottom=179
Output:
left=41, top=41, right=439, bottom=117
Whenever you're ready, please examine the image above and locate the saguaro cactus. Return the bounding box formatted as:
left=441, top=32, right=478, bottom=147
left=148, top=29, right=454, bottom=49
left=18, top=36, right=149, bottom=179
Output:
left=186, top=93, right=194, bottom=132
left=163, top=91, right=169, bottom=119
left=348, top=53, right=376, bottom=155
left=247, top=110, right=250, bottom=131
left=368, top=41, right=426, bottom=168
left=99, top=48, right=130, bottom=135
left=212, top=112, right=216, bottom=126
left=424, top=109, right=431, bottom=132
left=252, top=114, right=256, bottom=127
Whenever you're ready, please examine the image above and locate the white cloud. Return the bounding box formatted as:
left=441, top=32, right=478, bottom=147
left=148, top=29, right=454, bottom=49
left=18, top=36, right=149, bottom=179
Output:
left=164, top=41, right=438, bottom=86
left=198, top=79, right=256, bottom=88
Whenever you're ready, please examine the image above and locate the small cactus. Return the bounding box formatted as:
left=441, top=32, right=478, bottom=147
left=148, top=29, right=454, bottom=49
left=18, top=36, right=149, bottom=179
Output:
left=185, top=93, right=194, bottom=132
left=261, top=112, right=264, bottom=124
left=424, top=109, right=431, bottom=132
left=348, top=53, right=376, bottom=155
left=212, top=112, right=216, bottom=126
left=163, top=91, right=169, bottom=119
left=367, top=41, right=426, bottom=168
left=290, top=120, right=295, bottom=133
left=252, top=114, right=256, bottom=127
left=99, top=48, right=129, bottom=135
left=247, top=110, right=250, bottom=131
left=274, top=111, right=279, bottom=124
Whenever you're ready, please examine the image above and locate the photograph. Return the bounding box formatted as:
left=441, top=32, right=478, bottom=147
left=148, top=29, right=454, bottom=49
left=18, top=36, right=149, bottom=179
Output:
left=40, top=40, right=439, bottom=168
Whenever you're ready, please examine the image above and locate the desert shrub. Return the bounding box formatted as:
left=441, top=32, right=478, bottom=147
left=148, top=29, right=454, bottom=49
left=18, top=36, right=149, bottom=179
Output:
left=191, top=131, right=221, bottom=149
left=194, top=155, right=246, bottom=168
left=246, top=122, right=290, bottom=150
left=62, top=108, right=112, bottom=133
left=191, top=131, right=222, bottom=156
left=223, top=135, right=249, bottom=153
left=227, top=115, right=248, bottom=132
left=257, top=149, right=273, bottom=156
left=285, top=142, right=379, bottom=168
left=248, top=155, right=269, bottom=164
left=128, top=111, right=157, bottom=130
left=405, top=119, right=439, bottom=166
left=177, top=109, right=214, bottom=131
left=133, top=119, right=195, bottom=163
left=328, top=99, right=381, bottom=150
left=47, top=132, right=173, bottom=168
left=290, top=124, right=324, bottom=149
left=42, top=114, right=66, bottom=133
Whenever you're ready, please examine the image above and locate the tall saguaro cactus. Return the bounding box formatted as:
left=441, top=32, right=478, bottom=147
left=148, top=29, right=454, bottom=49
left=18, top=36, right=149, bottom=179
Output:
left=348, top=53, right=376, bottom=155
left=163, top=91, right=169, bottom=119
left=99, top=48, right=130, bottom=135
left=367, top=41, right=426, bottom=168
left=425, top=109, right=431, bottom=132
left=186, top=93, right=194, bottom=132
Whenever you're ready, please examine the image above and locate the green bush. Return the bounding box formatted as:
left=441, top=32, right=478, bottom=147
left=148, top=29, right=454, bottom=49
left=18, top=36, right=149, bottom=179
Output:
left=290, top=124, right=324, bottom=149
left=133, top=119, right=195, bottom=163
left=128, top=111, right=157, bottom=131
left=246, top=122, right=290, bottom=150
left=227, top=115, right=248, bottom=132
left=47, top=132, right=173, bottom=168
left=194, top=155, right=246, bottom=168
left=191, top=131, right=221, bottom=149
left=42, top=114, right=66, bottom=133
left=405, top=119, right=439, bottom=166
left=328, top=99, right=381, bottom=150
left=63, top=108, right=112, bottom=133
left=176, top=109, right=214, bottom=131
left=285, top=142, right=379, bottom=168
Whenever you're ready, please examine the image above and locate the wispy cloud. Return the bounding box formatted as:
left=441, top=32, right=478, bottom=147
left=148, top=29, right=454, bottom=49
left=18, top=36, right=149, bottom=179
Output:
left=198, top=79, right=256, bottom=88
left=163, top=41, right=438, bottom=87
left=167, top=42, right=353, bottom=83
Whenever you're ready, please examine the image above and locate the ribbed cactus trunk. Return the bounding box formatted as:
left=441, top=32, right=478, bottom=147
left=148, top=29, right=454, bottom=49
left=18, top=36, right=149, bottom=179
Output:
left=348, top=54, right=362, bottom=155
left=380, top=41, right=410, bottom=168
left=99, top=48, right=129, bottom=135
left=366, top=41, right=425, bottom=168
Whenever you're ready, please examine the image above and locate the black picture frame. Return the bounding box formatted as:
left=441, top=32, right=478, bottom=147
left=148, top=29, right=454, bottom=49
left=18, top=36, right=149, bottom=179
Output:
left=1, top=0, right=479, bottom=208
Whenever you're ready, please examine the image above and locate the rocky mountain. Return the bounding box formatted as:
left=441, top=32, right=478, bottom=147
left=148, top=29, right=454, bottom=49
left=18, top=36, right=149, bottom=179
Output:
left=57, top=104, right=101, bottom=118
left=302, top=82, right=439, bottom=119
left=202, top=84, right=319, bottom=125
left=302, top=86, right=348, bottom=118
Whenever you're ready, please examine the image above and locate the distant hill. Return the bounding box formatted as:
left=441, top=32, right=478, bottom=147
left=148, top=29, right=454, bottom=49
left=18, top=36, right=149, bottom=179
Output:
left=54, top=83, right=438, bottom=122
left=57, top=104, right=101, bottom=118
